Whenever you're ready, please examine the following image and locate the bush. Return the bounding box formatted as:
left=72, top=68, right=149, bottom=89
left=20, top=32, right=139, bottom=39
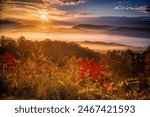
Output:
left=0, top=36, right=149, bottom=99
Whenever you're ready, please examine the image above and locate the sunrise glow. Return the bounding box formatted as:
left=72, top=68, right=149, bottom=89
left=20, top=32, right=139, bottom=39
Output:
left=39, top=10, right=49, bottom=21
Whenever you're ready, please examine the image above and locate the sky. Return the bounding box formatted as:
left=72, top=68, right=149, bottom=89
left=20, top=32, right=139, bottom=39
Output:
left=0, top=0, right=150, bottom=22
left=0, top=0, right=150, bottom=47
left=59, top=0, right=150, bottom=17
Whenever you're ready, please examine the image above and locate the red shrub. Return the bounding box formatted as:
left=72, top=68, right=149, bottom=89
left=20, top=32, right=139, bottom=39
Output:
left=0, top=53, right=16, bottom=68
left=78, top=58, right=106, bottom=80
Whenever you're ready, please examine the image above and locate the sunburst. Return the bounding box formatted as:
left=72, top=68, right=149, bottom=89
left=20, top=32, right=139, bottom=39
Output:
left=39, top=10, right=49, bottom=21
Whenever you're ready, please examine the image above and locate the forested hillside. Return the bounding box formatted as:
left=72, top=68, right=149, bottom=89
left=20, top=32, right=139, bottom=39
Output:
left=0, top=36, right=150, bottom=99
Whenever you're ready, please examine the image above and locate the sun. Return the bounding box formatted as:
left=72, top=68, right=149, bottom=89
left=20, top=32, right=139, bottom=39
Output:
left=40, top=14, right=47, bottom=20
left=39, top=10, right=49, bottom=21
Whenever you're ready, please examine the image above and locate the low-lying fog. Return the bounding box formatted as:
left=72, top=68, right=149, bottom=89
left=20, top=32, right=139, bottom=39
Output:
left=1, top=32, right=149, bottom=48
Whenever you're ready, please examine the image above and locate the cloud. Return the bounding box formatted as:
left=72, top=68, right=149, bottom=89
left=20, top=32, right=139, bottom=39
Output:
left=55, top=0, right=86, bottom=5
left=44, top=0, right=86, bottom=5
left=0, top=0, right=90, bottom=27
left=0, top=4, right=67, bottom=20
left=0, top=0, right=89, bottom=23
left=1, top=0, right=86, bottom=5
left=114, top=5, right=150, bottom=13
left=138, top=5, right=150, bottom=13
left=12, top=0, right=43, bottom=3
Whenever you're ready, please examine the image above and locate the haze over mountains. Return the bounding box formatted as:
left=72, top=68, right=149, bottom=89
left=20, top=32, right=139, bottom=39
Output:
left=1, top=16, right=150, bottom=28
left=0, top=16, right=150, bottom=48
left=72, top=24, right=150, bottom=38
left=78, top=41, right=146, bottom=54
left=1, top=16, right=150, bottom=39
left=74, top=16, right=150, bottom=27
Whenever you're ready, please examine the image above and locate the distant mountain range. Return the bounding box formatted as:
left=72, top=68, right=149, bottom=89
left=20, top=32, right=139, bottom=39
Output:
left=73, top=24, right=150, bottom=32
left=75, top=16, right=150, bottom=28
left=78, top=41, right=146, bottom=54
left=72, top=24, right=150, bottom=38
left=0, top=20, right=21, bottom=25
left=0, top=18, right=71, bottom=27
left=1, top=17, right=150, bottom=38
left=1, top=16, right=150, bottom=27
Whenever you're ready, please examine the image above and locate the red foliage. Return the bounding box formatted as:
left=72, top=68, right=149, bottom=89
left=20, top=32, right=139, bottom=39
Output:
left=0, top=53, right=16, bottom=68
left=145, top=56, right=150, bottom=62
left=102, top=83, right=113, bottom=91
left=78, top=58, right=106, bottom=80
